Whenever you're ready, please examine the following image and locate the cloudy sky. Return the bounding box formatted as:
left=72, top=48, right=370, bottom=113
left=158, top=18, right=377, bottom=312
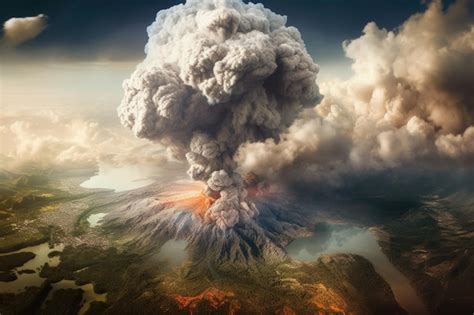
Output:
left=1, top=0, right=455, bottom=118
left=1, top=0, right=472, bottom=184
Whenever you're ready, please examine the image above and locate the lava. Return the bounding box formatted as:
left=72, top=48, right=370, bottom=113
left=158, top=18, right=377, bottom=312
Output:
left=308, top=284, right=347, bottom=314
left=158, top=181, right=216, bottom=218
left=171, top=287, right=240, bottom=315
left=154, top=179, right=283, bottom=222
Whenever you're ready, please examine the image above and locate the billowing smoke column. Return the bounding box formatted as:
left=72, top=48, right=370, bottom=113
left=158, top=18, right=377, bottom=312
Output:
left=118, top=0, right=321, bottom=229
left=237, top=0, right=474, bottom=183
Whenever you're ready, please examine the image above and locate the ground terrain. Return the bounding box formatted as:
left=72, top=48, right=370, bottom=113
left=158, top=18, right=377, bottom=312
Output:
left=0, top=168, right=472, bottom=315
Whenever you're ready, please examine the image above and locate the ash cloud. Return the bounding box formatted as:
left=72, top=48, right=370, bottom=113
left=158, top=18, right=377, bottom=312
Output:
left=237, top=0, right=474, bottom=184
left=118, top=0, right=321, bottom=229
left=1, top=14, right=47, bottom=47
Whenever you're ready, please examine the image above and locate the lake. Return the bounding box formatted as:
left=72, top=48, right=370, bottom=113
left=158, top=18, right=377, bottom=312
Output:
left=286, top=224, right=428, bottom=315
left=80, top=164, right=155, bottom=192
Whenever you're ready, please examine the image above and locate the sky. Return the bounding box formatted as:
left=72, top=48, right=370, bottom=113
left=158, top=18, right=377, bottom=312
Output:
left=0, top=0, right=472, bottom=182
left=0, top=0, right=451, bottom=114
left=1, top=0, right=451, bottom=63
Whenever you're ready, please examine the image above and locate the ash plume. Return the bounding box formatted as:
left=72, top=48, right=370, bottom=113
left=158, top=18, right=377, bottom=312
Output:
left=238, top=0, right=474, bottom=184
left=118, top=0, right=321, bottom=229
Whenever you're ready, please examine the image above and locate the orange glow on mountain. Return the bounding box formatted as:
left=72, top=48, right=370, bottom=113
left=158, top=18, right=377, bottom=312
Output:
left=172, top=287, right=240, bottom=314
left=277, top=306, right=297, bottom=315
left=308, top=284, right=348, bottom=314
left=158, top=181, right=216, bottom=218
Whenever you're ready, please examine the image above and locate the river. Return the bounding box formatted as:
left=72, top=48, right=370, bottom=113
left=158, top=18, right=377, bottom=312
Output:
left=286, top=224, right=428, bottom=315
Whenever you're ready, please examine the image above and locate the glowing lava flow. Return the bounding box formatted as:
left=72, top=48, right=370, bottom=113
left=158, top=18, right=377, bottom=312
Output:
left=171, top=288, right=240, bottom=315
left=158, top=181, right=216, bottom=218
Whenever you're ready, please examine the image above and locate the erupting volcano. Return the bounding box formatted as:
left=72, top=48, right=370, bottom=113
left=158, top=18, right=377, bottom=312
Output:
left=2, top=0, right=474, bottom=313
left=117, top=0, right=321, bottom=231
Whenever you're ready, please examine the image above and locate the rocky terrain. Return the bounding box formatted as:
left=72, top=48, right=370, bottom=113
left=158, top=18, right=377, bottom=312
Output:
left=372, top=194, right=474, bottom=314
left=0, top=169, right=473, bottom=314
left=102, top=253, right=405, bottom=315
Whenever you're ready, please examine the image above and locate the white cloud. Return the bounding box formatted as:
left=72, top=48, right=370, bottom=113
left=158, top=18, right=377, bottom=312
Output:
left=0, top=111, right=171, bottom=171
left=2, top=14, right=47, bottom=47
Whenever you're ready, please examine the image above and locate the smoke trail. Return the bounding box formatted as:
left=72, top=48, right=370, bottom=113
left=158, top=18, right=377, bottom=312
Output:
left=118, top=0, right=321, bottom=229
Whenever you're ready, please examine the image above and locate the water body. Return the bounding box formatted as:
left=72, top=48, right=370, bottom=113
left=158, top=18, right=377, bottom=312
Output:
left=286, top=224, right=428, bottom=315
left=87, top=213, right=107, bottom=227
left=0, top=242, right=107, bottom=314
left=80, top=164, right=155, bottom=192
left=44, top=280, right=107, bottom=315
left=0, top=242, right=63, bottom=293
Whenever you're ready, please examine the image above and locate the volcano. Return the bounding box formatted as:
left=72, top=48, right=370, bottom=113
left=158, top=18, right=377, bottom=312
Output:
left=104, top=180, right=311, bottom=268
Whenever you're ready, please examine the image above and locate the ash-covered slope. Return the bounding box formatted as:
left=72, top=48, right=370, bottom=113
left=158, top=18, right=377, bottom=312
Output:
left=104, top=184, right=311, bottom=268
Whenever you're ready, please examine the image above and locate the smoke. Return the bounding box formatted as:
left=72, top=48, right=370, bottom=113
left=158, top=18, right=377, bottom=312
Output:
left=2, top=14, right=47, bottom=47
left=118, top=0, right=321, bottom=229
left=237, top=0, right=474, bottom=183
